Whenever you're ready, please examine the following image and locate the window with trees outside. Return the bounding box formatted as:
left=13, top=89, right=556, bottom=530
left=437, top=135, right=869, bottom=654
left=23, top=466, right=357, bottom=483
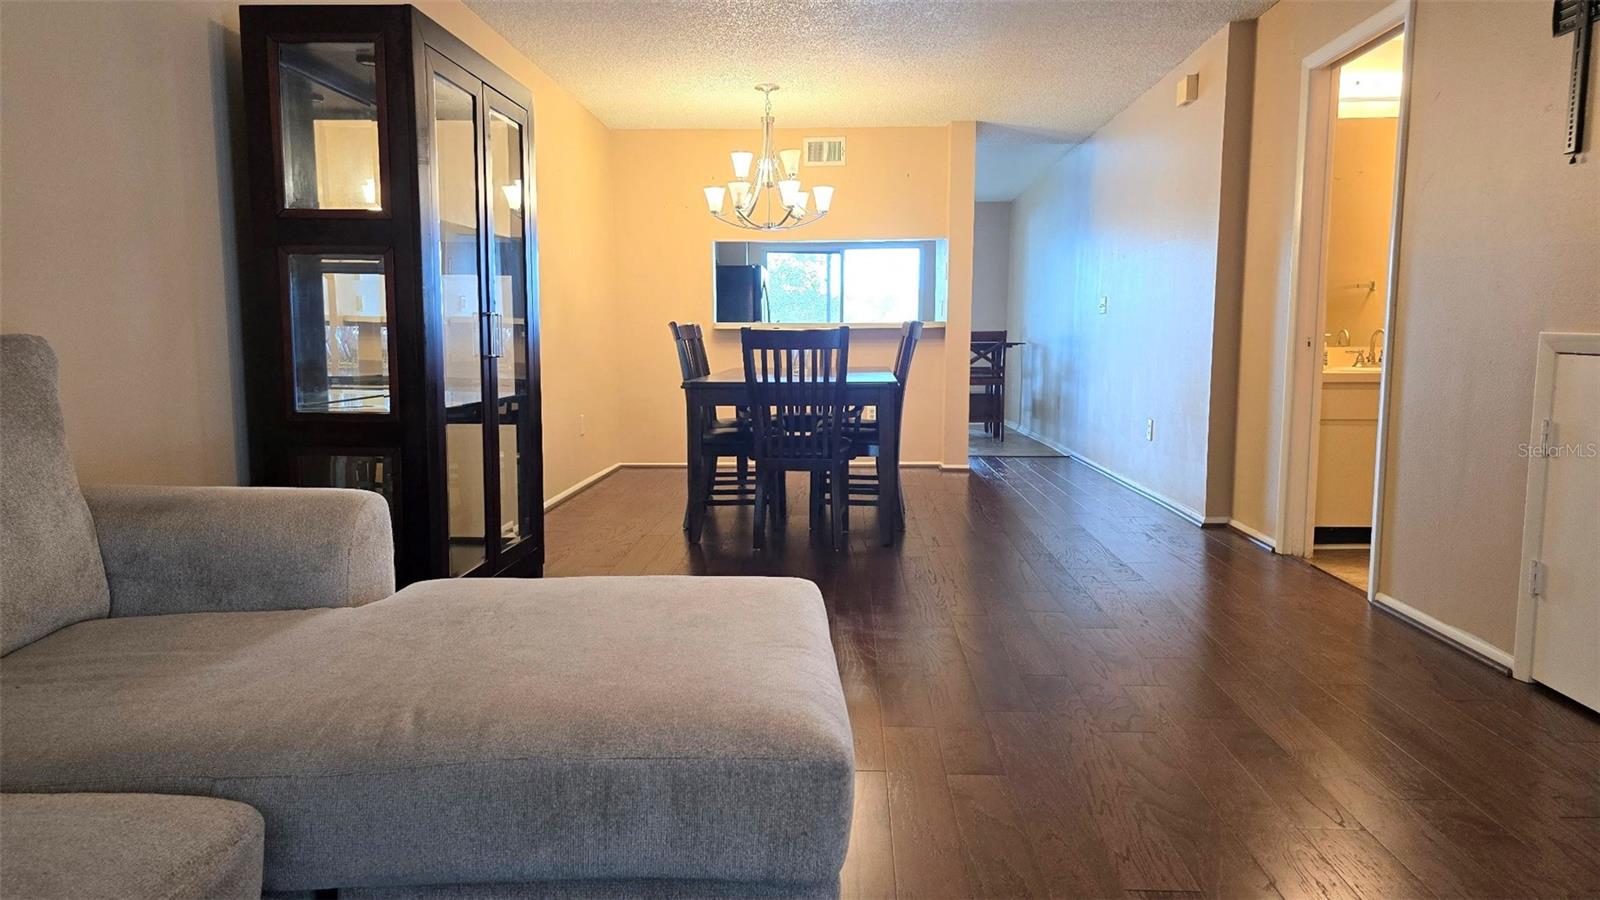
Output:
left=713, top=240, right=944, bottom=325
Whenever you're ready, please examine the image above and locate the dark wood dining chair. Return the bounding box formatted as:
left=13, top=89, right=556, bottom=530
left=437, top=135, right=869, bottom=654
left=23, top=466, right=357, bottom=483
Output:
left=827, top=321, right=921, bottom=532
left=969, top=329, right=1008, bottom=441
left=741, top=327, right=853, bottom=550
left=669, top=322, right=753, bottom=526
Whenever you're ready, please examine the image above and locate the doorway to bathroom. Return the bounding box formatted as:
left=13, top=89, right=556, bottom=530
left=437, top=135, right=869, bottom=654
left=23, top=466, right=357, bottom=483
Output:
left=1276, top=6, right=1408, bottom=595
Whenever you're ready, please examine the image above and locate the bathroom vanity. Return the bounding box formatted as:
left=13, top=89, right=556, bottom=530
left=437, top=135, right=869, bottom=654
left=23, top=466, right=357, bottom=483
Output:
left=1315, top=366, right=1381, bottom=535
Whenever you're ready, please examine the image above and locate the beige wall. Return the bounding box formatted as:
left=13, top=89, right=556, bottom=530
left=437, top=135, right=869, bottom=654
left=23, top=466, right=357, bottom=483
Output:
left=606, top=124, right=975, bottom=466
left=972, top=201, right=1012, bottom=331
left=1323, top=116, right=1398, bottom=346
left=0, top=1, right=622, bottom=500
left=1, top=1, right=248, bottom=485
left=1008, top=23, right=1253, bottom=519
left=943, top=121, right=978, bottom=465
left=1378, top=0, right=1600, bottom=651
left=1229, top=0, right=1391, bottom=535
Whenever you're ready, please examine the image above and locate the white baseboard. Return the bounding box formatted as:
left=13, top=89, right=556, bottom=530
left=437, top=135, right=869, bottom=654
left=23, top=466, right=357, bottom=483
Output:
left=940, top=463, right=972, bottom=472
left=1372, top=591, right=1513, bottom=672
left=1007, top=422, right=1211, bottom=526
left=1228, top=518, right=1277, bottom=551
left=1006, top=420, right=1069, bottom=454
left=543, top=463, right=622, bottom=512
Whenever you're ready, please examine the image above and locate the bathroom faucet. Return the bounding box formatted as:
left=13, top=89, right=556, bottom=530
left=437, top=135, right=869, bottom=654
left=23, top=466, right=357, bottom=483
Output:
left=1368, top=329, right=1385, bottom=366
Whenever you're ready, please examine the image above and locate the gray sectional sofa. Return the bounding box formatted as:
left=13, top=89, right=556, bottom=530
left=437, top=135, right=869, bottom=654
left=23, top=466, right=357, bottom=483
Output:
left=0, top=793, right=265, bottom=900
left=0, top=334, right=854, bottom=899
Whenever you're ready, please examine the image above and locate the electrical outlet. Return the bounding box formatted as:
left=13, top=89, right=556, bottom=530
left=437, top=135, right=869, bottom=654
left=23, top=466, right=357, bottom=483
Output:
left=579, top=414, right=586, bottom=437
left=1145, top=418, right=1155, bottom=441
left=1098, top=296, right=1109, bottom=315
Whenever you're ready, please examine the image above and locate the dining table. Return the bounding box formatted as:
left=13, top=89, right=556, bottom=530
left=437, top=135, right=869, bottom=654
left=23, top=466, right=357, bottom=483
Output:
left=681, top=366, right=904, bottom=546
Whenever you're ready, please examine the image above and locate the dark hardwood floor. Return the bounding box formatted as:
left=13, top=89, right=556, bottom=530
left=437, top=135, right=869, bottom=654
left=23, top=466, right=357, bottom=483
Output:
left=544, top=457, right=1600, bottom=899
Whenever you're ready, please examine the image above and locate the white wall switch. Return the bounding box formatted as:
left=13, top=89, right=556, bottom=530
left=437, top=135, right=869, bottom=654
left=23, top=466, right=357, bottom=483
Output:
left=1145, top=418, right=1155, bottom=441
left=1098, top=296, right=1109, bottom=315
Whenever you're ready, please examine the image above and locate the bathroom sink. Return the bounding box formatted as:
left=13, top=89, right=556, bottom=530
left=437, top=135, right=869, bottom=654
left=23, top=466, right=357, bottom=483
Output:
left=1323, top=366, right=1382, bottom=383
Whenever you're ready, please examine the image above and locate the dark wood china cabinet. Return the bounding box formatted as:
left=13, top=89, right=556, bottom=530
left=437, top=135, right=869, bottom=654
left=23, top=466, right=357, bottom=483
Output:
left=239, top=5, right=543, bottom=585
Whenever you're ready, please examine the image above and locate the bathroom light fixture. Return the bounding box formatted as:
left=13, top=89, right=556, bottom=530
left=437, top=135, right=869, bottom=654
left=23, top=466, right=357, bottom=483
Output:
left=703, top=84, right=834, bottom=231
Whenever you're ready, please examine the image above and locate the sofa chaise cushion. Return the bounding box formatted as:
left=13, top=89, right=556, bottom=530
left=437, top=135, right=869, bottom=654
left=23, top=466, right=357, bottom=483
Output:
left=0, top=334, right=111, bottom=655
left=0, top=792, right=265, bottom=900
left=0, top=576, right=854, bottom=893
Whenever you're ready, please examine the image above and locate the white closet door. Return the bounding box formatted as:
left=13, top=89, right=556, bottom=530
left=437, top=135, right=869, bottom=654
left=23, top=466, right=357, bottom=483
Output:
left=1530, top=351, right=1600, bottom=712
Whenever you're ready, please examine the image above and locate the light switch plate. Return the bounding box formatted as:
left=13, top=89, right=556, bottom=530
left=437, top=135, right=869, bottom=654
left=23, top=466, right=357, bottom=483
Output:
left=1146, top=418, right=1155, bottom=441
left=1098, top=296, right=1109, bottom=315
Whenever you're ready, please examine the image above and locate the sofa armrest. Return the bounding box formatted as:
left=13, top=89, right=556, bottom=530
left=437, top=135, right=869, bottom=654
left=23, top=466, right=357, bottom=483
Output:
left=83, top=485, right=395, bottom=618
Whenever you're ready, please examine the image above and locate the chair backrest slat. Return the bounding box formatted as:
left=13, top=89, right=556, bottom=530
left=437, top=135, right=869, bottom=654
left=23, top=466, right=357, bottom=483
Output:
left=741, top=328, right=850, bottom=463
left=894, top=321, right=924, bottom=397
left=668, top=321, right=712, bottom=381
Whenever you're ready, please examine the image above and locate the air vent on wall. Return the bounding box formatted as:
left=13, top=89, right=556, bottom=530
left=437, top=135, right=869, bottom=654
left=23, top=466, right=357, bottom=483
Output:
left=804, top=137, right=846, bottom=166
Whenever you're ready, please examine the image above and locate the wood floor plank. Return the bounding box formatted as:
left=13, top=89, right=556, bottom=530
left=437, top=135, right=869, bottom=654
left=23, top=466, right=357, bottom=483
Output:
left=947, top=774, right=1050, bottom=899
left=1205, top=714, right=1360, bottom=830
left=1230, top=814, right=1362, bottom=900
left=1080, top=728, right=1201, bottom=892
left=938, top=726, right=1003, bottom=776
left=989, top=712, right=1125, bottom=899
left=841, top=772, right=895, bottom=900
left=883, top=727, right=974, bottom=899
left=951, top=615, right=1038, bottom=711
left=1300, top=828, right=1434, bottom=899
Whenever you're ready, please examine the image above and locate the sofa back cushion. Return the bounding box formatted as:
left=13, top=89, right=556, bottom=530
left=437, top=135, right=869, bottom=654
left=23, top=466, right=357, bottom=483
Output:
left=1, top=334, right=110, bottom=655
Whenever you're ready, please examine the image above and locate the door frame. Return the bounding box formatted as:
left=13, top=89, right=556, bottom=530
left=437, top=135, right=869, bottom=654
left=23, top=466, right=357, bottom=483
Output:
left=1273, top=0, right=1414, bottom=598
left=1512, top=332, right=1600, bottom=681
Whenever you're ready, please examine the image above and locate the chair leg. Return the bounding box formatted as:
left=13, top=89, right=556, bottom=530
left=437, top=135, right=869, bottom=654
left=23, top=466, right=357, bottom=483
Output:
left=736, top=454, right=749, bottom=494
left=768, top=464, right=780, bottom=522
left=830, top=463, right=848, bottom=550
left=810, top=471, right=825, bottom=529
left=752, top=469, right=768, bottom=551
left=684, top=455, right=707, bottom=531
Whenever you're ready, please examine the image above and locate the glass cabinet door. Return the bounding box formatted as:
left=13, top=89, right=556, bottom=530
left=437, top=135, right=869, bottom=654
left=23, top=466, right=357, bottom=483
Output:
left=430, top=68, right=487, bottom=576
left=487, top=103, right=534, bottom=551
left=276, top=41, right=384, bottom=212
left=285, top=253, right=392, bottom=413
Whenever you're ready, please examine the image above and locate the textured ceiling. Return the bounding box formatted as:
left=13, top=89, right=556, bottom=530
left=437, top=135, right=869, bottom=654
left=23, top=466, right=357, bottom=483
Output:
left=466, top=0, right=1277, bottom=135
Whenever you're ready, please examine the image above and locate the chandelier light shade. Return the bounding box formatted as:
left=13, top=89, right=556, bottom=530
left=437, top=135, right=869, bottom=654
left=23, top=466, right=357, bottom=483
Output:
left=704, top=84, right=834, bottom=231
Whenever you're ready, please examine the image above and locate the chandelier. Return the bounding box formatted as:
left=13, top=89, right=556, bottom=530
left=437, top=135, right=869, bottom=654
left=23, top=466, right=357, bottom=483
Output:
left=702, top=84, right=834, bottom=231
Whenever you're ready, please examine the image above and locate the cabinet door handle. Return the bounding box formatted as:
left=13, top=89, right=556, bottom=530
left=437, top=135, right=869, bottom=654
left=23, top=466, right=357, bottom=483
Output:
left=489, top=311, right=504, bottom=358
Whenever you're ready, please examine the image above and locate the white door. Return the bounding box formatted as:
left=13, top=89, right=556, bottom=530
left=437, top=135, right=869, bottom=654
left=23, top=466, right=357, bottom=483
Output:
left=1530, top=351, right=1600, bottom=712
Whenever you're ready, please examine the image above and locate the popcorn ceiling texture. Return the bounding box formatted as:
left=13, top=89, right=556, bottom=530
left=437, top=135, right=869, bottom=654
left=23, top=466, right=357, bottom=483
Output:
left=465, top=0, right=1275, bottom=136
